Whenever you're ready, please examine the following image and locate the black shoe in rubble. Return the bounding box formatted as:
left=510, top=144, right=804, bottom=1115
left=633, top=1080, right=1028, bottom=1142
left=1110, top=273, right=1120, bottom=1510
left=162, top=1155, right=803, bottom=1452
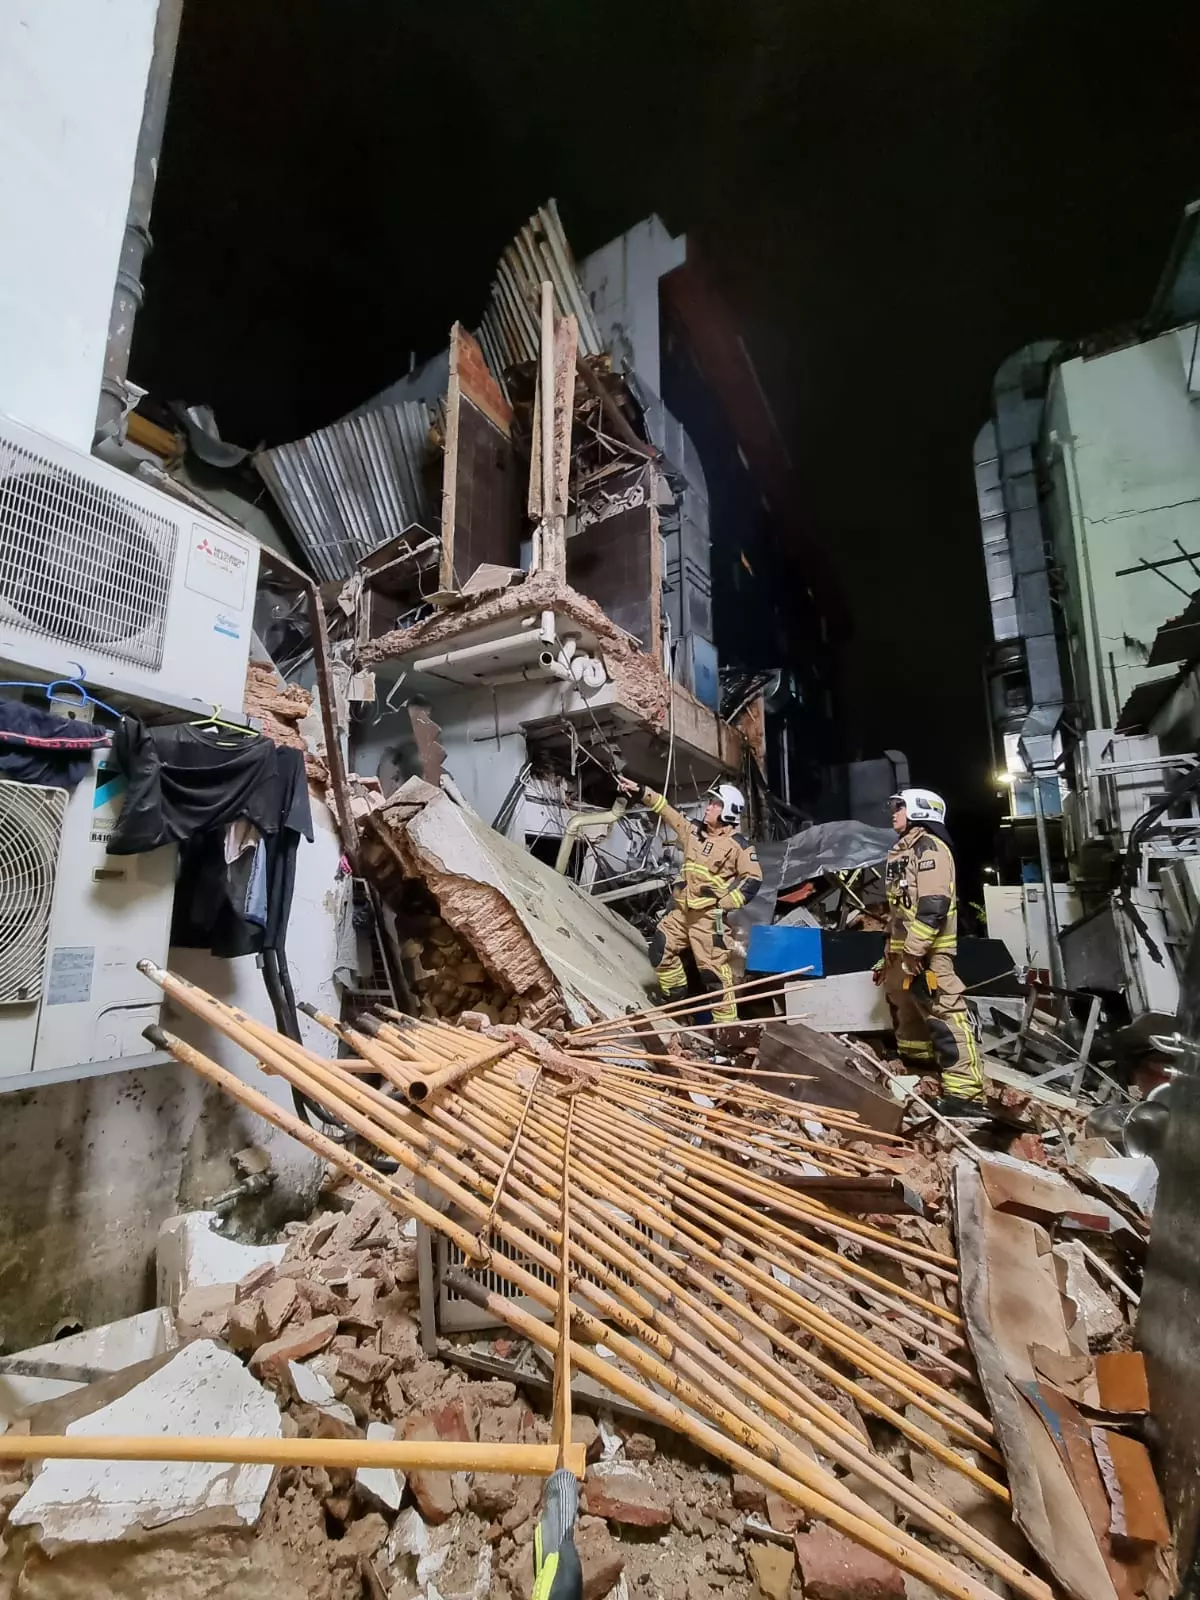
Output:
left=932, top=1095, right=990, bottom=1119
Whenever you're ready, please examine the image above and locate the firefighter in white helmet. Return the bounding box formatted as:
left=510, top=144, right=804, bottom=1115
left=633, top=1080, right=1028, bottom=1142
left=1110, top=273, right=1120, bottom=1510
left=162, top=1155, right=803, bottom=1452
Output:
left=617, top=778, right=762, bottom=1022
left=874, top=787, right=984, bottom=1112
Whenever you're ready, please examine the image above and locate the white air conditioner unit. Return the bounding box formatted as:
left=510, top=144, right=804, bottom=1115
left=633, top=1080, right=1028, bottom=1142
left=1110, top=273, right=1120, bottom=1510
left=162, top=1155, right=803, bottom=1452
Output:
left=0, top=759, right=175, bottom=1087
left=0, top=411, right=260, bottom=712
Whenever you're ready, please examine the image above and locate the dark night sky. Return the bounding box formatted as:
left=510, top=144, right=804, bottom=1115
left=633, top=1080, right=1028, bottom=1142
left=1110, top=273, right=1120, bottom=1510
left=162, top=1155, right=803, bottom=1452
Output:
left=132, top=0, right=1200, bottom=868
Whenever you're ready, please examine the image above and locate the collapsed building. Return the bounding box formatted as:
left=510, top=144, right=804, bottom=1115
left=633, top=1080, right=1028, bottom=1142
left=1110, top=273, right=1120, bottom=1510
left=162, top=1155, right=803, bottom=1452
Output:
left=0, top=8, right=1191, bottom=1600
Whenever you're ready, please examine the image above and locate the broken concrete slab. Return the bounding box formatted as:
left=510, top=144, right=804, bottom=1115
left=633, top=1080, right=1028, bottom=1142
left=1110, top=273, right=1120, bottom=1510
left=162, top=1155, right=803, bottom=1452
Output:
left=0, top=1308, right=177, bottom=1428
left=9, top=1340, right=280, bottom=1549
left=156, top=1211, right=286, bottom=1310
left=361, top=782, right=661, bottom=1026
left=1081, top=1155, right=1158, bottom=1217
left=785, top=971, right=891, bottom=1034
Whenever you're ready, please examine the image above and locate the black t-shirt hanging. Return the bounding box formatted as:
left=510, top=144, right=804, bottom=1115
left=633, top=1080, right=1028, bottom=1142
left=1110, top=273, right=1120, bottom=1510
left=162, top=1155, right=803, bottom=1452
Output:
left=171, top=747, right=314, bottom=957
left=107, top=716, right=281, bottom=854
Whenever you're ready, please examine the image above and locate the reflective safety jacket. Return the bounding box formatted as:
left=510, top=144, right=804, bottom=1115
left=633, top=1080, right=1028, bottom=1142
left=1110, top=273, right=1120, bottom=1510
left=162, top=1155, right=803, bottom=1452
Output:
left=644, top=789, right=762, bottom=912
left=885, top=825, right=958, bottom=960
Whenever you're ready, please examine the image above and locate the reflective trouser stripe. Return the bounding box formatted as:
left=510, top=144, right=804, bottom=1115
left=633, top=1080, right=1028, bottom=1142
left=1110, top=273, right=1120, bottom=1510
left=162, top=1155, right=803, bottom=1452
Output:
left=709, top=962, right=738, bottom=1023
left=938, top=1015, right=983, bottom=1099
left=656, top=956, right=687, bottom=997
left=897, top=1039, right=935, bottom=1061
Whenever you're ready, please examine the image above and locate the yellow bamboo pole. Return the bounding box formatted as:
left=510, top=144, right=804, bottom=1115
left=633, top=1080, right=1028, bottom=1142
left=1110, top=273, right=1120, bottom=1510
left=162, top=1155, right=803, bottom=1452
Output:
left=145, top=1002, right=1038, bottom=1600
left=0, top=1435, right=585, bottom=1474
left=552, top=1097, right=575, bottom=1467
left=569, top=965, right=816, bottom=1036
left=444, top=1274, right=1049, bottom=1600
left=447, top=1079, right=998, bottom=1495
left=583, top=1078, right=957, bottom=1274
left=489, top=1057, right=963, bottom=1330
left=473, top=1075, right=993, bottom=1454
left=149, top=1021, right=997, bottom=1598
left=475, top=1067, right=542, bottom=1247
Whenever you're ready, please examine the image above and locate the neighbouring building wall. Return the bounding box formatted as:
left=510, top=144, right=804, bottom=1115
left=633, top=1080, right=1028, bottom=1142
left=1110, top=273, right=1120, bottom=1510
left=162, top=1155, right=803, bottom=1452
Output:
left=0, top=795, right=338, bottom=1350
left=581, top=217, right=686, bottom=402
left=0, top=0, right=161, bottom=448
left=1045, top=327, right=1200, bottom=730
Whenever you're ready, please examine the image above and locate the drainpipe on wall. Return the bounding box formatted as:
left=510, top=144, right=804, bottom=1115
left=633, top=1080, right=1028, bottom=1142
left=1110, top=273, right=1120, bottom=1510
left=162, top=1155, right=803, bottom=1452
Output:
left=1049, top=429, right=1107, bottom=730
left=555, top=797, right=628, bottom=876
left=94, top=0, right=185, bottom=443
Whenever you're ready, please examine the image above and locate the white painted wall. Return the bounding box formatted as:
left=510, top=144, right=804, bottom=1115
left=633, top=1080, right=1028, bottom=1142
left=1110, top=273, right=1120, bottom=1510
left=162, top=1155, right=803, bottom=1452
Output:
left=0, top=795, right=339, bottom=1350
left=0, top=0, right=159, bottom=448
left=1046, top=328, right=1200, bottom=727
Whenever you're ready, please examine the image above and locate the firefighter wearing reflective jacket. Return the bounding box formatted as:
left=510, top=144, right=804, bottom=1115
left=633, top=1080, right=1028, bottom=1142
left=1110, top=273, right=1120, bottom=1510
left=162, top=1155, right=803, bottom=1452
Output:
left=875, top=788, right=984, bottom=1112
left=618, top=778, right=761, bottom=1023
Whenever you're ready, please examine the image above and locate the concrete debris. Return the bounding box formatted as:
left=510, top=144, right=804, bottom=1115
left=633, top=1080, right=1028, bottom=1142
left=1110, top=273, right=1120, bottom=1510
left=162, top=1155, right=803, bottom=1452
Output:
left=746, top=1542, right=799, bottom=1600
left=1081, top=1154, right=1158, bottom=1216
left=0, top=1308, right=177, bottom=1428
left=357, top=1422, right=406, bottom=1511
left=793, top=1524, right=905, bottom=1600
left=1055, top=1241, right=1128, bottom=1349
left=9, top=1340, right=280, bottom=1549
left=360, top=780, right=665, bottom=1026
left=156, top=1210, right=286, bottom=1310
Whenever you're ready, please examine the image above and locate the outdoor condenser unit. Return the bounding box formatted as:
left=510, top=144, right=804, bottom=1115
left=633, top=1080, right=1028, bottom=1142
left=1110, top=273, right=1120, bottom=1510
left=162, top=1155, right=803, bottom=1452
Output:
left=0, top=411, right=260, bottom=711
left=0, top=759, right=175, bottom=1085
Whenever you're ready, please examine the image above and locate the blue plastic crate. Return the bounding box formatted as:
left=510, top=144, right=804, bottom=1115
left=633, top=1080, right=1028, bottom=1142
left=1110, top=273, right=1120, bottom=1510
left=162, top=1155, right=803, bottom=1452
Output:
left=745, top=924, right=824, bottom=978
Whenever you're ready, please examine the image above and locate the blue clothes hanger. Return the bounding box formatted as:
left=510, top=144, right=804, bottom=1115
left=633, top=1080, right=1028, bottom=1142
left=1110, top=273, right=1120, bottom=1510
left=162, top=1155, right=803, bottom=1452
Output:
left=0, top=662, right=122, bottom=723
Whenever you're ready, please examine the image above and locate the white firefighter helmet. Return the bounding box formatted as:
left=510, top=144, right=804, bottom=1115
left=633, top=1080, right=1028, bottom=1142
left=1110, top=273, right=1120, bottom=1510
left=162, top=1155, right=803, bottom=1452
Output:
left=708, top=782, right=746, bottom=826
left=890, top=788, right=947, bottom=826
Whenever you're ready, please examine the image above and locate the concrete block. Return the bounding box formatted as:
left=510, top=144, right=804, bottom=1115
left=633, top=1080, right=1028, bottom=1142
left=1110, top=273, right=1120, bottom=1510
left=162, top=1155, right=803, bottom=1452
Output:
left=156, top=1211, right=286, bottom=1310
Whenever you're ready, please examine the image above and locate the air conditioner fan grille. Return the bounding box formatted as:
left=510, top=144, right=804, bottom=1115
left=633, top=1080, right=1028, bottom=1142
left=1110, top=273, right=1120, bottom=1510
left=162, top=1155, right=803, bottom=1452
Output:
left=0, top=438, right=177, bottom=669
left=0, top=780, right=67, bottom=1007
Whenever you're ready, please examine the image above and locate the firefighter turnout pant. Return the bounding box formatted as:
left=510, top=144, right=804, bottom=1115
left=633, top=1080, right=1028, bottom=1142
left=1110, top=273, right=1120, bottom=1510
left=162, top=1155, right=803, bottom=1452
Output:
left=883, top=953, right=983, bottom=1101
left=650, top=905, right=738, bottom=1023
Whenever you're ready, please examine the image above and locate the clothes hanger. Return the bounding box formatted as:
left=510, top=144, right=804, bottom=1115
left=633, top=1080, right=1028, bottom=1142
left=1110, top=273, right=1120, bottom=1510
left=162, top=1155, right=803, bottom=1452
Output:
left=0, top=662, right=121, bottom=722
left=187, top=704, right=260, bottom=738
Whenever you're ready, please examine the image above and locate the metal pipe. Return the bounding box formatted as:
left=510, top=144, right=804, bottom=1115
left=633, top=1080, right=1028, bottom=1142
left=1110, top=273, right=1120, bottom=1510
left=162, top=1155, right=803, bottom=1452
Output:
left=554, top=797, right=628, bottom=876
left=1030, top=767, right=1065, bottom=987
left=95, top=0, right=185, bottom=441
left=413, top=628, right=549, bottom=678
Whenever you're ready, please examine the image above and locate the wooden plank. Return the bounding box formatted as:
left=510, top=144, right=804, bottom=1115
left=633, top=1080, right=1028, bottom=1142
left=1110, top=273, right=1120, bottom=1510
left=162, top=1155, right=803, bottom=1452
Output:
left=1094, top=1430, right=1171, bottom=1547
left=758, top=1021, right=903, bottom=1134
left=954, top=1162, right=1120, bottom=1600
left=1095, top=1352, right=1150, bottom=1415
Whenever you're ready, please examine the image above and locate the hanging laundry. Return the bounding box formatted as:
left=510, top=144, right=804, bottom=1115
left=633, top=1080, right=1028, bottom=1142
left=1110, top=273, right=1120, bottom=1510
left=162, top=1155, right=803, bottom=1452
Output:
left=108, top=717, right=313, bottom=958
left=0, top=703, right=109, bottom=791
left=106, top=717, right=281, bottom=852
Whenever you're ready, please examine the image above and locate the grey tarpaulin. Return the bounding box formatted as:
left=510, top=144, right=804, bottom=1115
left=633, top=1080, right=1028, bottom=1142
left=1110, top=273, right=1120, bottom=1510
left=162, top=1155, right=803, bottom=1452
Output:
left=741, top=822, right=894, bottom=927
left=781, top=821, right=895, bottom=884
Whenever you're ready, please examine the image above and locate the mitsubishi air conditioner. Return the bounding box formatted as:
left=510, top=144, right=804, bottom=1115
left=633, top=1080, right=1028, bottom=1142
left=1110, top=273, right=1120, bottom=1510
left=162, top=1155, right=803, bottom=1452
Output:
left=0, top=755, right=175, bottom=1086
left=0, top=411, right=260, bottom=712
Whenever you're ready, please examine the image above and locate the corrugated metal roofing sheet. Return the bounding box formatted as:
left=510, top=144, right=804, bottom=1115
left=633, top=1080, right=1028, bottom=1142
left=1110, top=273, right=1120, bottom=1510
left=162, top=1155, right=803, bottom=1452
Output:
left=255, top=402, right=433, bottom=582
left=478, top=200, right=604, bottom=386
